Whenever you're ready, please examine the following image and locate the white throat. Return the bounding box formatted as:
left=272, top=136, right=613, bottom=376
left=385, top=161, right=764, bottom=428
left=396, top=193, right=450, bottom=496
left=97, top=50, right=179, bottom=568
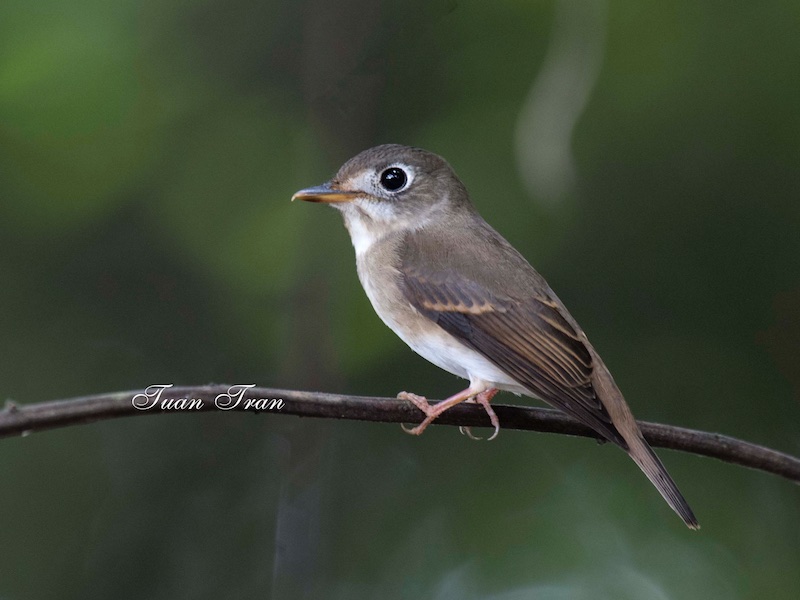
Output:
left=338, top=193, right=448, bottom=257
left=345, top=213, right=376, bottom=256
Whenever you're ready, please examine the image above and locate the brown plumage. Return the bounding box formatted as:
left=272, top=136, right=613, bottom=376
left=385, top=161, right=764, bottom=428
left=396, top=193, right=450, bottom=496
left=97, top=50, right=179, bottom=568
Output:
left=293, top=144, right=699, bottom=529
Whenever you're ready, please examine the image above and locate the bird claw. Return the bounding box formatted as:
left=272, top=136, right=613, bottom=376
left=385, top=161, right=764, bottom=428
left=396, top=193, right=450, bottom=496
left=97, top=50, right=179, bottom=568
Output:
left=401, top=422, right=422, bottom=435
left=459, top=425, right=483, bottom=441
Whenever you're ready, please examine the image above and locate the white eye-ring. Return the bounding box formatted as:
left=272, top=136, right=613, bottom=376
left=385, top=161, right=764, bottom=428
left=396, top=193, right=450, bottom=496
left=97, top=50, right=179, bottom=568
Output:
left=374, top=163, right=414, bottom=194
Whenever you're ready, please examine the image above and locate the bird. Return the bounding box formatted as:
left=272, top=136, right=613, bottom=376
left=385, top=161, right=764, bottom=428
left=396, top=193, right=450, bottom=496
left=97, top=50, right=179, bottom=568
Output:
left=292, top=144, right=699, bottom=529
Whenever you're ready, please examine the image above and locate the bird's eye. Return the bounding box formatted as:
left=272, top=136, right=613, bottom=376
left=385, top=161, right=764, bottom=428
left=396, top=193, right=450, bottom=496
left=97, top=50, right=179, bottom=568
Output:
left=379, top=167, right=407, bottom=192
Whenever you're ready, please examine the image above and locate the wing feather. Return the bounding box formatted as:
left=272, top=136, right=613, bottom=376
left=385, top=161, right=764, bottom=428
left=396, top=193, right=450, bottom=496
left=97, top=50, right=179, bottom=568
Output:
left=401, top=260, right=625, bottom=447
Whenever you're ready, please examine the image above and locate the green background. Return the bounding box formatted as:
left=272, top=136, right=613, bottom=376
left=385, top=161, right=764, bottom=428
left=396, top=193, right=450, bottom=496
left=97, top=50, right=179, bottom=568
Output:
left=1, top=0, right=799, bottom=597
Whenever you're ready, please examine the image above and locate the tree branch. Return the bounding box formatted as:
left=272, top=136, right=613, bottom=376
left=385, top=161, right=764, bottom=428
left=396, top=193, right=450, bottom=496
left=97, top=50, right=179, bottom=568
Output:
left=1, top=384, right=798, bottom=484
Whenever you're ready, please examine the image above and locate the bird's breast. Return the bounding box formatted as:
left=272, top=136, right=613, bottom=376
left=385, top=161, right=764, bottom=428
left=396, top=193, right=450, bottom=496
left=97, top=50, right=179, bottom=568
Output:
left=354, top=239, right=525, bottom=392
left=355, top=241, right=441, bottom=364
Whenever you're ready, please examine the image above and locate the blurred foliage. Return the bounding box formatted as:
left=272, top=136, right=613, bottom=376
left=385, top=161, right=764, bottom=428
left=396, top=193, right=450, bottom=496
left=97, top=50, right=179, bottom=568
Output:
left=1, top=0, right=799, bottom=598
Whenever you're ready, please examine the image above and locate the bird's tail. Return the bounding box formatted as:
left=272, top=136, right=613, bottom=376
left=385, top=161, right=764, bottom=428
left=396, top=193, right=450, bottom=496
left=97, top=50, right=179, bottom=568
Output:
left=589, top=349, right=699, bottom=529
left=626, top=435, right=700, bottom=529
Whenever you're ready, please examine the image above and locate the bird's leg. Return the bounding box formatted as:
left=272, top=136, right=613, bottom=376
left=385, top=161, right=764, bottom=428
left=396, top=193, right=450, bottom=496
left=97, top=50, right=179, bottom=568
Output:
left=399, top=386, right=500, bottom=437
left=398, top=386, right=482, bottom=436
left=459, top=388, right=500, bottom=440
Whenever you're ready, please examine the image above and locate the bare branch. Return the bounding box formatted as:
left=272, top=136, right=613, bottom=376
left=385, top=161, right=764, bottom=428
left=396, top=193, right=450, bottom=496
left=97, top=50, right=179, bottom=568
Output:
left=1, top=385, right=798, bottom=483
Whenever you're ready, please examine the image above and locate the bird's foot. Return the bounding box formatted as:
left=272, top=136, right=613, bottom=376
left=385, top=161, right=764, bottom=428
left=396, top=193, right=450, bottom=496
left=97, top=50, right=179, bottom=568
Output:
left=399, top=387, right=499, bottom=438
left=398, top=391, right=438, bottom=436
left=458, top=388, right=500, bottom=441
left=397, top=391, right=431, bottom=412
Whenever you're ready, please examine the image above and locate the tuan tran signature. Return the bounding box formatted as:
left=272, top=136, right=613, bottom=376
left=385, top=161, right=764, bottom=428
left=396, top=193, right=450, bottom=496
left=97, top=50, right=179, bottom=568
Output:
left=131, top=384, right=284, bottom=411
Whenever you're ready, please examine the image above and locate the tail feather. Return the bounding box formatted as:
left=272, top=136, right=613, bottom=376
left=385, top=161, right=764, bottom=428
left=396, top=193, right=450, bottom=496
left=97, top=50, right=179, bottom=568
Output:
left=627, top=436, right=700, bottom=530
left=588, top=349, right=699, bottom=529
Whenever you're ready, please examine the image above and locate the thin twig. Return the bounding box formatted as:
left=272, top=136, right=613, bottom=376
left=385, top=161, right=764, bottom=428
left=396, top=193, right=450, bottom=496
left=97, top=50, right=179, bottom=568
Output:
left=1, top=385, right=798, bottom=483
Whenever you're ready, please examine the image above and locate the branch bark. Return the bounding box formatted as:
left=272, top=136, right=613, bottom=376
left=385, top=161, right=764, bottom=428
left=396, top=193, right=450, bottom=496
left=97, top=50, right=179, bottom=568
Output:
left=1, top=384, right=798, bottom=484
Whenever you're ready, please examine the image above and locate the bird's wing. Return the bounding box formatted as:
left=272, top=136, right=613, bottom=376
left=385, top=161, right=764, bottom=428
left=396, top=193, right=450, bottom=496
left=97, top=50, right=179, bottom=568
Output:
left=399, top=234, right=626, bottom=447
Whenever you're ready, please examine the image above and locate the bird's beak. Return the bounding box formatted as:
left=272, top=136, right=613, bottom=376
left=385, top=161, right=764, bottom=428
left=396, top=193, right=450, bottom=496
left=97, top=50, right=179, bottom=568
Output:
left=291, top=182, right=360, bottom=203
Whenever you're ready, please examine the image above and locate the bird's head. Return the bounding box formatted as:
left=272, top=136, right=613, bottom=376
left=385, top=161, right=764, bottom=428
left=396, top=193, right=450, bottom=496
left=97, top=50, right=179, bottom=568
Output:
left=292, top=144, right=470, bottom=252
